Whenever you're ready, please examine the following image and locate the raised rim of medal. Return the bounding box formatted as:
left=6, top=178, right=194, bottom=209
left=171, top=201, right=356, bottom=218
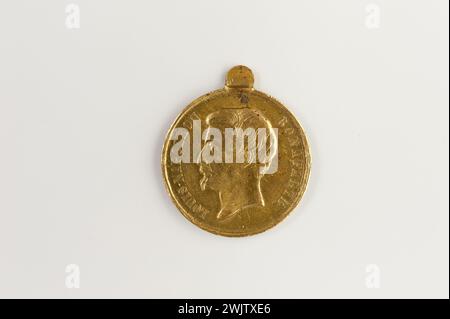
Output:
left=161, top=88, right=311, bottom=237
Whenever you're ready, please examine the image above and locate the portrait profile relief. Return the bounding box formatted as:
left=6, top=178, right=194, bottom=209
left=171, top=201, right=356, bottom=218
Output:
left=198, top=108, right=278, bottom=220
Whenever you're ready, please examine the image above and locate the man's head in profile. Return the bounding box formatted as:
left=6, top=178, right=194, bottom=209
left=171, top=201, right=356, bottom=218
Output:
left=198, top=108, right=278, bottom=220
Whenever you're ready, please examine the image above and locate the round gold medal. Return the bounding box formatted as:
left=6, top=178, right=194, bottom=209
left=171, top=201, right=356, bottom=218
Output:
left=162, top=66, right=311, bottom=236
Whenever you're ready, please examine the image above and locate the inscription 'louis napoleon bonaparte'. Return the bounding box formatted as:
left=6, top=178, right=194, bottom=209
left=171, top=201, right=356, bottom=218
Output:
left=276, top=117, right=307, bottom=209
left=169, top=164, right=210, bottom=219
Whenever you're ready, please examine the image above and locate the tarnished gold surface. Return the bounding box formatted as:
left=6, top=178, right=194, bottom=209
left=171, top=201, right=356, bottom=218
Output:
left=162, top=66, right=311, bottom=236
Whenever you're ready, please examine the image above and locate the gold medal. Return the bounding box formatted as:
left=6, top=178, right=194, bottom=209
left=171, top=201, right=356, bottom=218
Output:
left=162, top=66, right=311, bottom=236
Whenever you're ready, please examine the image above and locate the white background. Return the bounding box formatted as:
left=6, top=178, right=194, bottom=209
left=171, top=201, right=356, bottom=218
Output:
left=0, top=0, right=448, bottom=298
